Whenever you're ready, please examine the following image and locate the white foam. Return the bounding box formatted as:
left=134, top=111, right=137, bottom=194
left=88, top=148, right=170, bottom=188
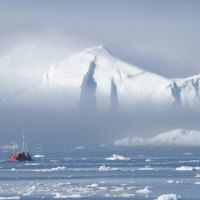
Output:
left=105, top=154, right=130, bottom=161
left=136, top=186, right=151, bottom=194
left=155, top=194, right=181, bottom=200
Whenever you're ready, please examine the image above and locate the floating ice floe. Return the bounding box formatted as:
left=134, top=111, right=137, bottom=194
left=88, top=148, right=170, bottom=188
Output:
left=146, top=158, right=152, bottom=162
left=195, top=174, right=200, bottom=177
left=138, top=166, right=154, bottom=171
left=99, top=165, right=110, bottom=171
left=194, top=181, right=200, bottom=185
left=34, top=166, right=66, bottom=172
left=0, top=197, right=20, bottom=200
left=176, top=166, right=200, bottom=171
left=136, top=186, right=151, bottom=194
left=117, top=193, right=135, bottom=198
left=87, top=183, right=99, bottom=187
left=105, top=154, right=130, bottom=161
left=155, top=193, right=181, bottom=200
left=175, top=180, right=183, bottom=184
left=58, top=182, right=70, bottom=186
left=74, top=146, right=85, bottom=150
left=25, top=163, right=40, bottom=166
left=167, top=179, right=183, bottom=184
left=98, top=165, right=119, bottom=171
left=33, top=154, right=45, bottom=158
left=179, top=160, right=199, bottom=163
left=53, top=193, right=82, bottom=198
left=10, top=168, right=16, bottom=171
left=166, top=180, right=174, bottom=183
left=184, top=152, right=192, bottom=155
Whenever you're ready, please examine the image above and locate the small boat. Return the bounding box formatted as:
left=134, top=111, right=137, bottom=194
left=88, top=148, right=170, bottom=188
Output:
left=8, top=151, right=32, bottom=161
left=8, top=135, right=33, bottom=161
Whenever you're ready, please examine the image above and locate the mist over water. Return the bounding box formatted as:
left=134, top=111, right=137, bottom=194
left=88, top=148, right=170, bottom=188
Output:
left=0, top=100, right=199, bottom=146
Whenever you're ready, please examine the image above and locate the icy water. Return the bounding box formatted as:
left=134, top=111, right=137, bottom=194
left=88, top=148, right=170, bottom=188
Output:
left=0, top=145, right=200, bottom=200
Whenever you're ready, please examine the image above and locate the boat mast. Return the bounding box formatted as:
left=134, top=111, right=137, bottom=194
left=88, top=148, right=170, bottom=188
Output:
left=11, top=143, right=15, bottom=154
left=22, top=128, right=25, bottom=152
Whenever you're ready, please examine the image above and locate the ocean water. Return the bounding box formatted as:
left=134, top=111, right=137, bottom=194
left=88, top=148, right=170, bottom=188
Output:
left=0, top=145, right=200, bottom=200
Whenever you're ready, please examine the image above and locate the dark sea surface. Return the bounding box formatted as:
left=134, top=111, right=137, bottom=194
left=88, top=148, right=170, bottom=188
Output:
left=0, top=145, right=200, bottom=199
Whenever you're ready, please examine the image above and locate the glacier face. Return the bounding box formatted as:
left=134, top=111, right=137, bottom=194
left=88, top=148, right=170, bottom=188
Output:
left=1, top=45, right=200, bottom=111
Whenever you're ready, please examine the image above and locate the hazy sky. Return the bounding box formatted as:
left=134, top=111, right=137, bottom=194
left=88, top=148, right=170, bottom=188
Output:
left=0, top=0, right=200, bottom=146
left=0, top=0, right=200, bottom=78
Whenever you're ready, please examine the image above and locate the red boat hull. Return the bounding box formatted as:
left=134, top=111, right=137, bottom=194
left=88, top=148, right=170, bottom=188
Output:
left=8, top=158, right=17, bottom=161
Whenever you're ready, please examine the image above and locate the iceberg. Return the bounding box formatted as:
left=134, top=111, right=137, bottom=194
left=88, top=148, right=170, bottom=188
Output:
left=105, top=154, right=130, bottom=161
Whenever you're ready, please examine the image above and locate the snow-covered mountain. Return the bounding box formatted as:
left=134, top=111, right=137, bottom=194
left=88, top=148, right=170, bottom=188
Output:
left=1, top=45, right=200, bottom=111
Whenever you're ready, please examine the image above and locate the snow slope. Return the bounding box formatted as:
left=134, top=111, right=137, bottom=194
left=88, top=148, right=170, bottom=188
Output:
left=1, top=45, right=200, bottom=111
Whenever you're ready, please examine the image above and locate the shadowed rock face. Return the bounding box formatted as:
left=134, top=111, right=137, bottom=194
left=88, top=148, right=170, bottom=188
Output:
left=79, top=59, right=97, bottom=111
left=170, top=82, right=181, bottom=106
left=110, top=79, right=118, bottom=111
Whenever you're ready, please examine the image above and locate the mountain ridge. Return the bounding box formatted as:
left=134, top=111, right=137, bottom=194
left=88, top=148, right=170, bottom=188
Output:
left=1, top=45, right=200, bottom=111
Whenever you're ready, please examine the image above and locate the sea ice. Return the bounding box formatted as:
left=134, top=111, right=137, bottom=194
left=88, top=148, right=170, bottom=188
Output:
left=0, top=197, right=20, bottom=200
left=87, top=183, right=99, bottom=187
left=99, top=165, right=110, bottom=171
left=74, top=146, right=85, bottom=150
left=138, top=166, right=154, bottom=170
left=136, top=186, right=151, bottom=194
left=33, top=154, right=45, bottom=158
left=155, top=193, right=181, bottom=200
left=105, top=154, right=130, bottom=160
left=195, top=174, right=200, bottom=177
left=53, top=193, right=82, bottom=198
left=176, top=166, right=200, bottom=171
left=34, top=166, right=66, bottom=172
left=166, top=180, right=174, bottom=184
left=176, top=166, right=194, bottom=171
left=98, top=165, right=120, bottom=171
